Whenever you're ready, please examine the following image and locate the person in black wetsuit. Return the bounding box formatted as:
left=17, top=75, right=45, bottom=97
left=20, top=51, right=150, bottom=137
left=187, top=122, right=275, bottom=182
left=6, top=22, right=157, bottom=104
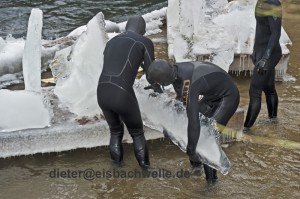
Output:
left=147, top=59, right=240, bottom=184
left=244, top=0, right=282, bottom=131
left=97, top=16, right=161, bottom=170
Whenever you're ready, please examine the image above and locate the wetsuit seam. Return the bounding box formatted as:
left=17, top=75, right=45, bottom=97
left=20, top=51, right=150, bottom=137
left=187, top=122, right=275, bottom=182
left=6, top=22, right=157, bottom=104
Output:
left=106, top=37, right=138, bottom=77
left=98, top=82, right=139, bottom=106
left=122, top=41, right=138, bottom=76
left=119, top=36, right=137, bottom=42
left=136, top=41, right=152, bottom=67
left=128, top=59, right=133, bottom=69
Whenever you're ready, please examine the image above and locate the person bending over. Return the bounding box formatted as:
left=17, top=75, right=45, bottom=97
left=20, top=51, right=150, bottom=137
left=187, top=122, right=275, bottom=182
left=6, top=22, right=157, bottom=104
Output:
left=147, top=59, right=240, bottom=184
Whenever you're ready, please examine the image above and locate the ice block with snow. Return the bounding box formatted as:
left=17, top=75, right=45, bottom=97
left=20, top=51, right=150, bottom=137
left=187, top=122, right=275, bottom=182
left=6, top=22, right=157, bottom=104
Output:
left=53, top=12, right=108, bottom=117
left=134, top=76, right=231, bottom=174
left=167, top=0, right=292, bottom=78
left=0, top=8, right=50, bottom=132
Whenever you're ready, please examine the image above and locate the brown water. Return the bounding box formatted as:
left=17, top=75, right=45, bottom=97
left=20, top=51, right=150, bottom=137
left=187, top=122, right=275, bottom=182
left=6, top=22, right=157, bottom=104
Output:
left=1, top=2, right=300, bottom=199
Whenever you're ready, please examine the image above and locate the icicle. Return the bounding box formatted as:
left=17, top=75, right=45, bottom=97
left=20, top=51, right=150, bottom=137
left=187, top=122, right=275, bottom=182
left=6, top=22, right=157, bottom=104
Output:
left=239, top=54, right=247, bottom=71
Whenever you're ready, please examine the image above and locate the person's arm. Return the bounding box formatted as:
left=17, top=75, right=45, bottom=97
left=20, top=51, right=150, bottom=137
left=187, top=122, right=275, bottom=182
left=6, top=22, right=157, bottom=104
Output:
left=186, top=84, right=201, bottom=157
left=142, top=38, right=163, bottom=93
left=264, top=16, right=282, bottom=60
left=142, top=38, right=155, bottom=72
left=257, top=16, right=282, bottom=75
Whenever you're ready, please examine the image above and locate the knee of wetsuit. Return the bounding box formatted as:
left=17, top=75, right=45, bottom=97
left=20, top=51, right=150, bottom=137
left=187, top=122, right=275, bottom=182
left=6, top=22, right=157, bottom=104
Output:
left=249, top=86, right=262, bottom=99
left=110, top=123, right=124, bottom=133
left=128, top=128, right=144, bottom=138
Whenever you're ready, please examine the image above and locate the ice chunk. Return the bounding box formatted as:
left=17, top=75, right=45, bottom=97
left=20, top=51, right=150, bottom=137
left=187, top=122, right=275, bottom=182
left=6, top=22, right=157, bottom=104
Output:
left=53, top=12, right=108, bottom=117
left=0, top=36, right=25, bottom=76
left=0, top=90, right=50, bottom=132
left=163, top=116, right=230, bottom=175
left=134, top=76, right=230, bottom=174
left=167, top=0, right=235, bottom=71
left=22, top=8, right=43, bottom=92
left=0, top=8, right=50, bottom=132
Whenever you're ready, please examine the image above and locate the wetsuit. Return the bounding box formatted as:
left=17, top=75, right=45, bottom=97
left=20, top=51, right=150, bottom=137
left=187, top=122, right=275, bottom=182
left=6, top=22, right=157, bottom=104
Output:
left=97, top=16, right=155, bottom=169
left=244, top=0, right=282, bottom=129
left=173, top=62, right=240, bottom=182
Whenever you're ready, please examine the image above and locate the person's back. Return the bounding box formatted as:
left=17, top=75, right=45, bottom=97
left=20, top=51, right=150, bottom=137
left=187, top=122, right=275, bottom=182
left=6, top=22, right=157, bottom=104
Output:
left=101, top=31, right=154, bottom=88
left=174, top=62, right=237, bottom=102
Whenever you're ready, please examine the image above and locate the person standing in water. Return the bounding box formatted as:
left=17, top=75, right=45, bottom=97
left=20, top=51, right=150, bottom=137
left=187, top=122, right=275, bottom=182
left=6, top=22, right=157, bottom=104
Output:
left=97, top=16, right=161, bottom=170
left=147, top=59, right=240, bottom=184
left=244, top=0, right=282, bottom=131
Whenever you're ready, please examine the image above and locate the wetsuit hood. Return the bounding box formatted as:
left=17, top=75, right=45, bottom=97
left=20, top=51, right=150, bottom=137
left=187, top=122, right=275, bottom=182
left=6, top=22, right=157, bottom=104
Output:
left=125, top=15, right=146, bottom=35
left=264, top=0, right=281, bottom=6
left=147, top=59, right=176, bottom=86
left=256, top=0, right=282, bottom=17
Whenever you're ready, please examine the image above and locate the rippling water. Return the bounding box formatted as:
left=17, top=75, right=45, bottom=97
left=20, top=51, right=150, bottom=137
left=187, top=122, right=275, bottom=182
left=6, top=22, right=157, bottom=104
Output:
left=0, top=1, right=300, bottom=199
left=0, top=0, right=167, bottom=39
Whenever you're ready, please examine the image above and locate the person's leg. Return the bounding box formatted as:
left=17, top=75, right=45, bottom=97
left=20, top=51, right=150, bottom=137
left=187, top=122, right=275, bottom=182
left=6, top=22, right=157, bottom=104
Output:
left=205, top=89, right=239, bottom=184
left=97, top=84, right=124, bottom=166
left=245, top=48, right=281, bottom=129
left=203, top=164, right=218, bottom=184
left=264, top=69, right=278, bottom=119
left=244, top=69, right=264, bottom=129
left=128, top=128, right=150, bottom=170
left=117, top=88, right=150, bottom=170
left=264, top=50, right=281, bottom=120
left=103, top=110, right=125, bottom=166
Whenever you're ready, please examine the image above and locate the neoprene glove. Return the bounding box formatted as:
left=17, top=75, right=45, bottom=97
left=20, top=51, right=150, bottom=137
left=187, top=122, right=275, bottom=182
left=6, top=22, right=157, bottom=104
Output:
left=144, top=83, right=163, bottom=93
left=256, top=57, right=268, bottom=76
left=256, top=49, right=271, bottom=76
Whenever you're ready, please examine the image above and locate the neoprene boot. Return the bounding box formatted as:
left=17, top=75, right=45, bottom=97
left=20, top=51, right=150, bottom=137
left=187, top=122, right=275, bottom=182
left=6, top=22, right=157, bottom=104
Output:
left=133, top=135, right=150, bottom=170
left=244, top=99, right=261, bottom=130
left=190, top=159, right=203, bottom=176
left=203, top=164, right=218, bottom=184
left=109, top=131, right=124, bottom=166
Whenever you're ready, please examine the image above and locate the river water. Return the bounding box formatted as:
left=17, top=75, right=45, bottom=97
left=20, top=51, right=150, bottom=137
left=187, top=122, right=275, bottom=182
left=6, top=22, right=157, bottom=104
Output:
left=0, top=1, right=299, bottom=199
left=0, top=0, right=167, bottom=39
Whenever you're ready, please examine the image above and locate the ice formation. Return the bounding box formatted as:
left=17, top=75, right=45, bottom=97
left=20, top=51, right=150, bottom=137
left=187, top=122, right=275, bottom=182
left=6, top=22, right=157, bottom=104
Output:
left=1, top=1, right=293, bottom=87
left=134, top=76, right=230, bottom=174
left=167, top=0, right=235, bottom=71
left=52, top=12, right=108, bottom=117
left=0, top=8, right=50, bottom=132
left=22, top=8, right=43, bottom=92
left=167, top=0, right=292, bottom=76
left=0, top=7, right=167, bottom=89
left=0, top=85, right=163, bottom=158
